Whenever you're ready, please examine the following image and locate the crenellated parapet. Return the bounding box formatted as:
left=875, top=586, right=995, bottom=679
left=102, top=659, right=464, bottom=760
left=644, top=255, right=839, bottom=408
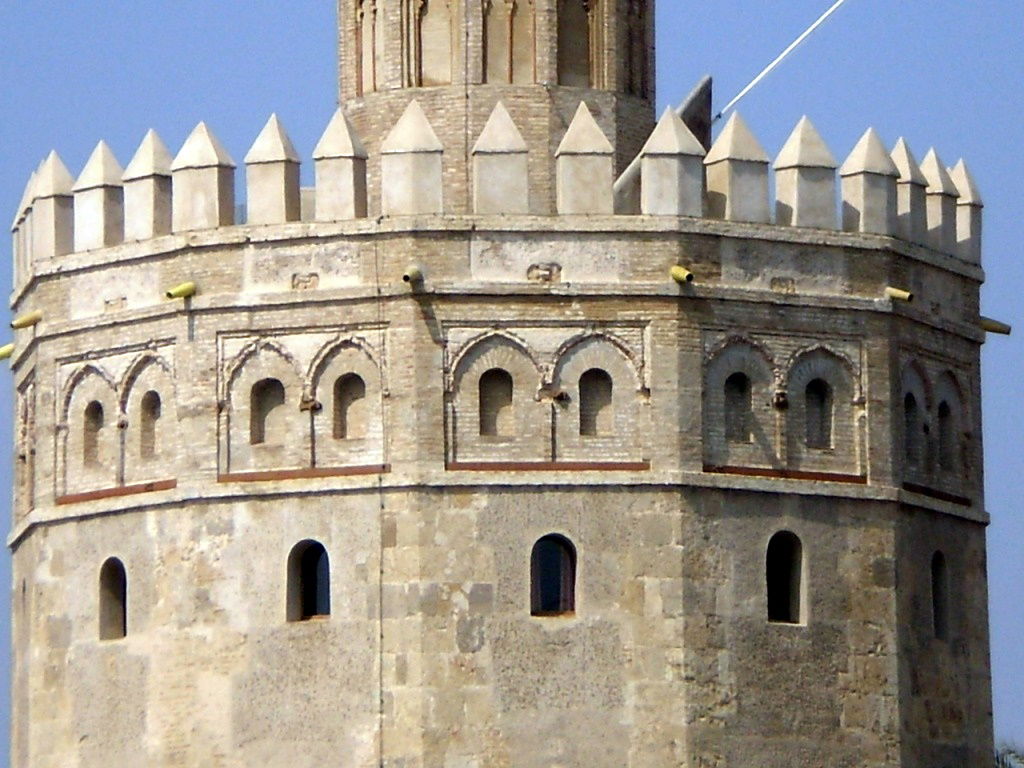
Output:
left=9, top=99, right=985, bottom=294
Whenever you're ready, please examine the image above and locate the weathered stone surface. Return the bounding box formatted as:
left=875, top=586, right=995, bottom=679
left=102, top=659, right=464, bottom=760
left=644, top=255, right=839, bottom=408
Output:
left=245, top=114, right=301, bottom=225
left=840, top=128, right=898, bottom=235
left=123, top=130, right=173, bottom=241
left=640, top=107, right=705, bottom=217
left=774, top=116, right=837, bottom=229
left=313, top=108, right=368, bottom=221
left=556, top=102, right=614, bottom=215
left=6, top=4, right=994, bottom=768
left=705, top=112, right=770, bottom=223
left=73, top=141, right=124, bottom=251
left=472, top=101, right=529, bottom=215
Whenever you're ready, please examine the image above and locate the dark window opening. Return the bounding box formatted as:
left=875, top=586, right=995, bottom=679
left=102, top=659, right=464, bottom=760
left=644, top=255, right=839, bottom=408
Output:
left=557, top=0, right=592, bottom=87
left=937, top=401, right=955, bottom=471
left=99, top=557, right=127, bottom=640
left=805, top=378, right=833, bottom=449
left=579, top=368, right=613, bottom=436
left=287, top=540, right=331, bottom=621
left=931, top=550, right=949, bottom=640
left=766, top=531, right=803, bottom=624
left=334, top=373, right=367, bottom=440
left=904, top=392, right=921, bottom=469
left=140, top=390, right=161, bottom=460
left=479, top=368, right=513, bottom=437
left=250, top=378, right=285, bottom=445
left=84, top=400, right=104, bottom=466
left=531, top=534, right=576, bottom=616
left=724, top=372, right=753, bottom=443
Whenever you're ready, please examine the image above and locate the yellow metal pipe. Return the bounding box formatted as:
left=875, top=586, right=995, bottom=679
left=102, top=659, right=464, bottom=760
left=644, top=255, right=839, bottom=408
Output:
left=10, top=310, right=42, bottom=329
left=670, top=266, right=695, bottom=284
left=0, top=343, right=14, bottom=361
left=980, top=316, right=1012, bottom=335
left=166, top=281, right=197, bottom=299
left=403, top=265, right=424, bottom=287
left=885, top=286, right=913, bottom=303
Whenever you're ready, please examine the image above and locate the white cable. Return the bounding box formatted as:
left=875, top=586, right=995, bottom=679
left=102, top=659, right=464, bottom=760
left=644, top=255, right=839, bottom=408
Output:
left=714, top=0, right=853, bottom=122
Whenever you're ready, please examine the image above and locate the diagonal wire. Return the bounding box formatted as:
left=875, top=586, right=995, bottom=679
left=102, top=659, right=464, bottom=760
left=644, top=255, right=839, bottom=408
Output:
left=714, top=0, right=854, bottom=122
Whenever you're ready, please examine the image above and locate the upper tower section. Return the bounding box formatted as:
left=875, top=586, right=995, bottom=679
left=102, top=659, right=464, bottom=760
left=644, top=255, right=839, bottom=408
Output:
left=337, top=0, right=656, bottom=214
left=338, top=0, right=654, bottom=99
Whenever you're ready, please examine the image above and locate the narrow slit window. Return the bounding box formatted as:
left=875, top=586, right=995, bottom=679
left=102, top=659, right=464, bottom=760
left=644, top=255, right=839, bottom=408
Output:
left=531, top=534, right=576, bottom=616
left=84, top=401, right=104, bottom=467
left=99, top=557, right=127, bottom=640
left=139, top=390, right=161, bottom=460
left=903, top=392, right=921, bottom=468
left=724, top=372, right=752, bottom=444
left=287, top=540, right=331, bottom=622
left=579, top=368, right=613, bottom=436
left=250, top=379, right=285, bottom=445
left=805, top=378, right=833, bottom=449
left=931, top=550, right=948, bottom=640
left=479, top=368, right=513, bottom=437
left=937, top=401, right=955, bottom=471
left=766, top=531, right=803, bottom=624
left=557, top=0, right=592, bottom=87
left=334, top=374, right=367, bottom=440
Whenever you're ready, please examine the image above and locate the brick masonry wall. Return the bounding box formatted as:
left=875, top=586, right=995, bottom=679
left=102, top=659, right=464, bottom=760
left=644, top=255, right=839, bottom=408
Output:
left=6, top=212, right=993, bottom=766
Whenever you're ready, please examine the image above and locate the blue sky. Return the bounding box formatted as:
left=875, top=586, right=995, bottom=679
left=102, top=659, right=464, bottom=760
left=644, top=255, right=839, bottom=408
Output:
left=0, top=0, right=1021, bottom=756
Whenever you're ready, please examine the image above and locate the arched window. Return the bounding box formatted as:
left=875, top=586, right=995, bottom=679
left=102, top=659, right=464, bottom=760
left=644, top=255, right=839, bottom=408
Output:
left=903, top=392, right=921, bottom=468
left=931, top=551, right=948, bottom=640
left=579, top=368, right=613, bottom=436
left=937, top=401, right=956, bottom=471
left=557, top=0, right=591, bottom=87
left=250, top=379, right=285, bottom=445
left=139, top=390, right=161, bottom=460
left=531, top=534, right=576, bottom=616
left=485, top=0, right=535, bottom=85
left=287, top=540, right=331, bottom=622
left=99, top=557, right=127, bottom=640
left=766, top=531, right=803, bottom=624
left=334, top=374, right=367, bottom=440
left=724, top=372, right=752, bottom=444
left=83, top=401, right=104, bottom=466
left=805, top=378, right=833, bottom=449
left=417, top=0, right=453, bottom=86
left=479, top=368, right=513, bottom=436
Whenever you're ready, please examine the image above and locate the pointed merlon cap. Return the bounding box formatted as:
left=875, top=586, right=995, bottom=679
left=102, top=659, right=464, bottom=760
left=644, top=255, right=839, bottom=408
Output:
left=839, top=128, right=898, bottom=177
left=34, top=150, right=75, bottom=198
left=171, top=122, right=236, bottom=171
left=473, top=101, right=528, bottom=154
left=313, top=108, right=368, bottom=160
left=890, top=138, right=927, bottom=186
left=556, top=102, right=614, bottom=156
left=774, top=116, right=836, bottom=170
left=919, top=148, right=958, bottom=196
left=11, top=170, right=36, bottom=230
left=948, top=159, right=983, bottom=206
left=123, top=130, right=173, bottom=181
left=381, top=100, right=443, bottom=154
left=641, top=107, right=706, bottom=157
left=704, top=112, right=769, bottom=165
left=72, top=141, right=124, bottom=192
left=245, top=113, right=300, bottom=165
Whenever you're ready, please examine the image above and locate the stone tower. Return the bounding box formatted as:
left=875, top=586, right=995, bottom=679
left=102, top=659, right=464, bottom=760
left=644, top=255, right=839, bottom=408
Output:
left=338, top=0, right=655, bottom=213
left=6, top=3, right=998, bottom=767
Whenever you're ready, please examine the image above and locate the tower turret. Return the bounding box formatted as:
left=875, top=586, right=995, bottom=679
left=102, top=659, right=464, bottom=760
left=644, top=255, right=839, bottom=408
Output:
left=337, top=0, right=655, bottom=213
